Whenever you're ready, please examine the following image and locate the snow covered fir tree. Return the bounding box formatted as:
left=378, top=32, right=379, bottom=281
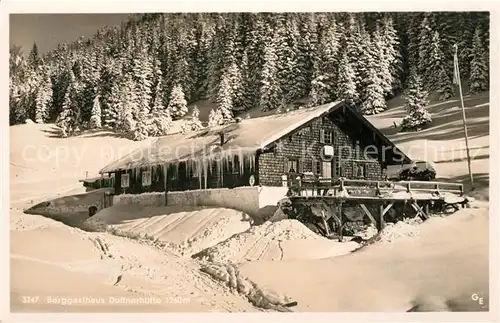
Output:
left=9, top=12, right=490, bottom=140
left=400, top=71, right=432, bottom=132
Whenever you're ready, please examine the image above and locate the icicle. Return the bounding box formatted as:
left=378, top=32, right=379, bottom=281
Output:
left=219, top=158, right=223, bottom=187
left=163, top=163, right=168, bottom=191
left=203, top=158, right=208, bottom=189
left=239, top=150, right=244, bottom=175
left=198, top=159, right=202, bottom=189
left=231, top=153, right=236, bottom=173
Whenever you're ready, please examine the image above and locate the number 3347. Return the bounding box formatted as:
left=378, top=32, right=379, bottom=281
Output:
left=22, top=296, right=39, bottom=304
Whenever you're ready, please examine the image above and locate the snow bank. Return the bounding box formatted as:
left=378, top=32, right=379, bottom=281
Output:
left=85, top=204, right=252, bottom=257
left=199, top=262, right=293, bottom=311
left=377, top=217, right=423, bottom=243
left=193, top=219, right=359, bottom=263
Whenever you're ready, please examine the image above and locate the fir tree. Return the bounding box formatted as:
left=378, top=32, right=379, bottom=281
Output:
left=259, top=34, right=281, bottom=112
left=216, top=74, right=234, bottom=120
left=236, top=50, right=253, bottom=111
left=400, top=71, right=432, bottom=131
left=469, top=26, right=489, bottom=94
left=28, top=42, right=41, bottom=67
left=427, top=31, right=454, bottom=99
left=118, top=74, right=138, bottom=135
left=56, top=71, right=81, bottom=137
left=208, top=108, right=224, bottom=128
left=89, top=94, right=102, bottom=128
left=167, top=84, right=188, bottom=119
left=34, top=70, right=53, bottom=124
left=361, top=67, right=386, bottom=115
left=104, top=77, right=122, bottom=129
left=276, top=15, right=305, bottom=103
left=380, top=16, right=403, bottom=95
left=360, top=34, right=386, bottom=115
left=310, top=17, right=340, bottom=106
left=190, top=106, right=204, bottom=131
left=336, top=51, right=359, bottom=106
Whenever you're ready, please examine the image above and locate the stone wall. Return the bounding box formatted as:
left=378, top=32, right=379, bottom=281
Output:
left=112, top=192, right=165, bottom=207
left=110, top=186, right=288, bottom=222
left=166, top=187, right=260, bottom=216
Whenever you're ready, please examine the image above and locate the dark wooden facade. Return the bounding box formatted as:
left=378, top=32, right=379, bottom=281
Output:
left=258, top=106, right=391, bottom=186
left=107, top=104, right=409, bottom=195
left=111, top=156, right=257, bottom=195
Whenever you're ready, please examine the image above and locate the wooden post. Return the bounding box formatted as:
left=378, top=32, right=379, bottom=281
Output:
left=454, top=44, right=474, bottom=190
left=379, top=203, right=384, bottom=231
left=338, top=202, right=343, bottom=242
left=376, top=181, right=381, bottom=196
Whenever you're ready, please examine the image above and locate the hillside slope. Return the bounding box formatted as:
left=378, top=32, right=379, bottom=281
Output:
left=368, top=91, right=489, bottom=198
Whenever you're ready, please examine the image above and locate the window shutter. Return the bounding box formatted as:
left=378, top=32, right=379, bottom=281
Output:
left=320, top=129, right=325, bottom=143
left=284, top=157, right=289, bottom=173
left=298, top=159, right=303, bottom=173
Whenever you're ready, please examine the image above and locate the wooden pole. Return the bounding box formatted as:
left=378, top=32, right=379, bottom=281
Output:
left=379, top=204, right=384, bottom=231
left=454, top=44, right=474, bottom=190
left=337, top=202, right=343, bottom=242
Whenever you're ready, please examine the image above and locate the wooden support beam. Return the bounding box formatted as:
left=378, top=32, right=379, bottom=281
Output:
left=321, top=212, right=331, bottom=236
left=410, top=201, right=429, bottom=220
left=328, top=203, right=341, bottom=227
left=360, top=203, right=378, bottom=227
left=382, top=202, right=394, bottom=217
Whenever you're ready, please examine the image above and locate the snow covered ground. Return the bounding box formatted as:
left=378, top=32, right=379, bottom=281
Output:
left=9, top=92, right=490, bottom=313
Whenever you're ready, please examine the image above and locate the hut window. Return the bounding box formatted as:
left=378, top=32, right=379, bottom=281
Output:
left=142, top=171, right=152, bottom=186
left=286, top=158, right=299, bottom=173
left=334, top=157, right=341, bottom=177
left=320, top=129, right=333, bottom=144
left=315, top=160, right=321, bottom=175
left=288, top=135, right=293, bottom=142
left=321, top=161, right=332, bottom=178
left=121, top=173, right=130, bottom=188
left=324, top=131, right=334, bottom=145
left=354, top=162, right=366, bottom=178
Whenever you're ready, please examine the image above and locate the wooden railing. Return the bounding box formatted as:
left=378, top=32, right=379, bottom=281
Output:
left=287, top=176, right=464, bottom=198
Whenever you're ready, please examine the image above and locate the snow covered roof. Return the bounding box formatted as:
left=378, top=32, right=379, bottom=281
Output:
left=99, top=101, right=410, bottom=173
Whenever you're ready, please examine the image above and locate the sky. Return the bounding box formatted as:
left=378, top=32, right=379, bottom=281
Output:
left=10, top=14, right=129, bottom=55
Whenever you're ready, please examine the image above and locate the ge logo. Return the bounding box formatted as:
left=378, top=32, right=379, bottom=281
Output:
left=471, top=293, right=486, bottom=308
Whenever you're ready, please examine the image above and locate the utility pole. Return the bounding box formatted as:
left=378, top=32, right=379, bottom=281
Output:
left=453, top=44, right=474, bottom=190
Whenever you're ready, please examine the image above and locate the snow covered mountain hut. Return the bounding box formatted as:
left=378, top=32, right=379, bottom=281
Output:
left=99, top=101, right=411, bottom=195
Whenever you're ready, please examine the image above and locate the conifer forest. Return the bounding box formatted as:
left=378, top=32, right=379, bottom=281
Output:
left=9, top=12, right=490, bottom=139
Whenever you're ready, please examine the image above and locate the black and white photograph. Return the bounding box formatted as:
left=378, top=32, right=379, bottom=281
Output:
left=3, top=1, right=498, bottom=320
